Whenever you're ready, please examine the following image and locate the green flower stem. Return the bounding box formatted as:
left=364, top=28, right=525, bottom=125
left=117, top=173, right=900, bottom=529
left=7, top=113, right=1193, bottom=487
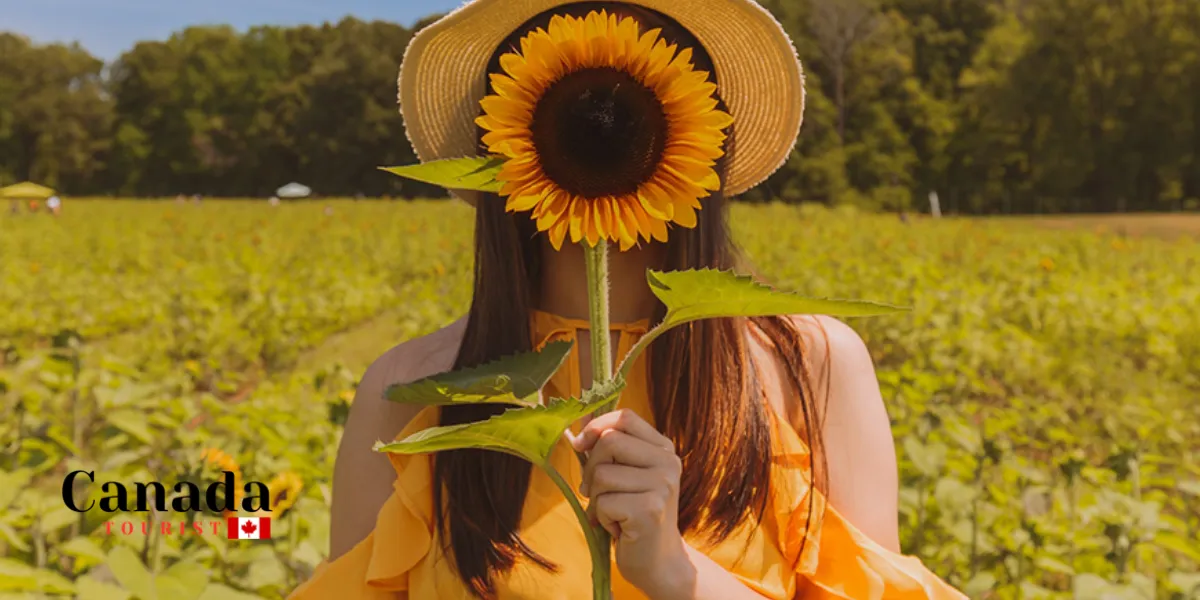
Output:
left=582, top=240, right=614, bottom=600
left=545, top=464, right=611, bottom=600
left=583, top=241, right=613, bottom=384
left=616, top=320, right=669, bottom=381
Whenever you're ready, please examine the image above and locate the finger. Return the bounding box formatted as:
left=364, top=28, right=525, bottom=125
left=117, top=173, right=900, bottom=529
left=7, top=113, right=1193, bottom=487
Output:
left=593, top=491, right=666, bottom=542
left=573, top=409, right=673, bottom=452
left=586, top=464, right=662, bottom=498
left=581, top=430, right=677, bottom=495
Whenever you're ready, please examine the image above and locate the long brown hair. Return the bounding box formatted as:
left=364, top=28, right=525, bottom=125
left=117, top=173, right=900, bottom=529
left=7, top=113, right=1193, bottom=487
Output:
left=433, top=3, right=825, bottom=597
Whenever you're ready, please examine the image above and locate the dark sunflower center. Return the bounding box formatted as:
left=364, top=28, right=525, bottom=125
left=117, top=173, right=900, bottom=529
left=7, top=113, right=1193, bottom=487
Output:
left=531, top=67, right=668, bottom=199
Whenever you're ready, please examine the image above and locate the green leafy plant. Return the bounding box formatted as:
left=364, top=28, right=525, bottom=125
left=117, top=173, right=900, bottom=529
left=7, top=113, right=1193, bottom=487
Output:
left=3, top=200, right=1199, bottom=599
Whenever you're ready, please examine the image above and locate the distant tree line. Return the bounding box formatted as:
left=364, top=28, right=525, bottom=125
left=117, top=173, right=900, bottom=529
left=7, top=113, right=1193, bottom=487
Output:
left=1, top=0, right=1197, bottom=213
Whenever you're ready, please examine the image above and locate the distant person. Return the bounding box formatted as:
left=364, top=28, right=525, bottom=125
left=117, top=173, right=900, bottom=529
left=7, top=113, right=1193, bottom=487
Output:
left=27, top=200, right=38, bottom=213
left=46, top=196, right=61, bottom=216
left=269, top=196, right=281, bottom=206
left=295, top=2, right=966, bottom=600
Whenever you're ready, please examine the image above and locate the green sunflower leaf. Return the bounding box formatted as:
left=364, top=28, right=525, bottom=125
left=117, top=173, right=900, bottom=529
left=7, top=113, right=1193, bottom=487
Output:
left=376, top=377, right=625, bottom=467
left=379, top=156, right=505, bottom=193
left=648, top=269, right=907, bottom=321
left=384, top=340, right=573, bottom=407
left=619, top=269, right=907, bottom=377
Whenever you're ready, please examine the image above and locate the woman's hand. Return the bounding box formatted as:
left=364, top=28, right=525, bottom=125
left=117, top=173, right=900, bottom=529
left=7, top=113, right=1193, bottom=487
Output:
left=570, top=409, right=690, bottom=597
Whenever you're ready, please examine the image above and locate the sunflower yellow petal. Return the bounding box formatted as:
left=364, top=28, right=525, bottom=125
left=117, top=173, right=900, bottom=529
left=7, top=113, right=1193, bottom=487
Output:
left=673, top=203, right=698, bottom=228
left=657, top=164, right=711, bottom=198
left=615, top=214, right=636, bottom=251
left=499, top=53, right=530, bottom=79
left=528, top=32, right=566, bottom=78
left=668, top=47, right=694, bottom=71
left=537, top=199, right=569, bottom=230
left=489, top=74, right=535, bottom=103
left=637, top=182, right=673, bottom=220
left=569, top=199, right=586, bottom=243
left=498, top=156, right=540, bottom=181
left=480, top=96, right=532, bottom=124
left=548, top=15, right=571, bottom=41
left=491, top=138, right=535, bottom=159
left=684, top=109, right=735, bottom=130
left=614, top=16, right=639, bottom=65
left=649, top=212, right=670, bottom=242
left=593, top=198, right=610, bottom=240
left=698, top=170, right=721, bottom=191
left=548, top=218, right=569, bottom=250
left=664, top=93, right=719, bottom=117
left=614, top=196, right=641, bottom=248
left=506, top=191, right=545, bottom=213
left=482, top=127, right=531, bottom=149
left=667, top=139, right=726, bottom=161
left=625, top=199, right=654, bottom=243
left=582, top=200, right=600, bottom=246
left=664, top=155, right=719, bottom=180
left=661, top=75, right=717, bottom=107
left=658, top=69, right=710, bottom=104
left=505, top=179, right=551, bottom=211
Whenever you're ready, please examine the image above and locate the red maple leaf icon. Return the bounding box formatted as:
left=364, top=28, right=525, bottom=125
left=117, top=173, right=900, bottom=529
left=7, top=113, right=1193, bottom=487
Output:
left=241, top=520, right=257, bottom=535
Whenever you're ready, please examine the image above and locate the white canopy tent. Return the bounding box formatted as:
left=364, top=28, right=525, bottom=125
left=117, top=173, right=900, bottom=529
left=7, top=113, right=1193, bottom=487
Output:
left=276, top=182, right=312, bottom=199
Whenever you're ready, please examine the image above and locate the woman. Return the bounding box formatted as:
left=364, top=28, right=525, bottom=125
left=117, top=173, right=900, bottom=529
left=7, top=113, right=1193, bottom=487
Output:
left=292, top=1, right=965, bottom=598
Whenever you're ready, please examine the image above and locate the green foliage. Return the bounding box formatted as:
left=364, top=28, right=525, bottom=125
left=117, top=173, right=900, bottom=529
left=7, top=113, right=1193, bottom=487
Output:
left=385, top=340, right=573, bottom=407
left=380, top=157, right=505, bottom=194
left=4, top=0, right=1200, bottom=210
left=1, top=201, right=1198, bottom=599
left=377, top=377, right=625, bottom=467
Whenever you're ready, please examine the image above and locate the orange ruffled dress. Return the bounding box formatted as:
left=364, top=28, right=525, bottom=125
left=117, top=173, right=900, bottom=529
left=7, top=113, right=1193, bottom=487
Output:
left=290, top=311, right=966, bottom=599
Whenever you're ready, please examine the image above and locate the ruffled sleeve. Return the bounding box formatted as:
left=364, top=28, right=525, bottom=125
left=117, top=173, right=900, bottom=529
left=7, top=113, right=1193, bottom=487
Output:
left=769, top=418, right=966, bottom=600
left=796, top=505, right=966, bottom=600
left=289, top=408, right=438, bottom=599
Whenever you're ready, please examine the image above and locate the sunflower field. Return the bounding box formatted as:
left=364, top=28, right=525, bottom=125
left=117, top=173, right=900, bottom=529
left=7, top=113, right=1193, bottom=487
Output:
left=1, top=200, right=1197, bottom=599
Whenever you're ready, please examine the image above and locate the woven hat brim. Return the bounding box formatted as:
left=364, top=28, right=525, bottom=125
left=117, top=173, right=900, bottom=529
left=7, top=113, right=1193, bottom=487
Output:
left=398, top=0, right=804, bottom=200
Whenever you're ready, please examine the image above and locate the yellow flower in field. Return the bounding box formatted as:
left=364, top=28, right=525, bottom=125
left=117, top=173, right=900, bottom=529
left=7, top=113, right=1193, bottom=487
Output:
left=1039, top=257, right=1056, bottom=272
left=201, top=448, right=244, bottom=514
left=337, top=389, right=356, bottom=403
left=200, top=448, right=241, bottom=479
left=266, top=471, right=303, bottom=514
left=476, top=10, right=732, bottom=251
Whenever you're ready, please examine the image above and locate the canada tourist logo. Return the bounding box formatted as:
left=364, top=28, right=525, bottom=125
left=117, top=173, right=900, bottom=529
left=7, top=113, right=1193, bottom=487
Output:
left=62, top=469, right=275, bottom=540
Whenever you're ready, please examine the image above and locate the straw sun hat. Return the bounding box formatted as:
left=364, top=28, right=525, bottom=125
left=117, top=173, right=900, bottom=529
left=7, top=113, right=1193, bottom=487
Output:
left=398, top=0, right=804, bottom=200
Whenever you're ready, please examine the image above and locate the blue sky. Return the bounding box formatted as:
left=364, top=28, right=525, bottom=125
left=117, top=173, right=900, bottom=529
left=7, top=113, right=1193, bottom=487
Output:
left=2, top=0, right=463, bottom=60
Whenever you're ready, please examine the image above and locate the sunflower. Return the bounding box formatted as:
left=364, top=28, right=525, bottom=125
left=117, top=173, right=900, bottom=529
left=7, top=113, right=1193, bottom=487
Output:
left=200, top=448, right=241, bottom=479
left=266, top=472, right=304, bottom=515
left=476, top=9, right=732, bottom=251
left=200, top=448, right=243, bottom=517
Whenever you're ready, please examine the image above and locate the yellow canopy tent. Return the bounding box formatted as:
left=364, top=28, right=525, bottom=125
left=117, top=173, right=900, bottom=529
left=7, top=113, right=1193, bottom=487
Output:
left=0, top=182, right=56, bottom=200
